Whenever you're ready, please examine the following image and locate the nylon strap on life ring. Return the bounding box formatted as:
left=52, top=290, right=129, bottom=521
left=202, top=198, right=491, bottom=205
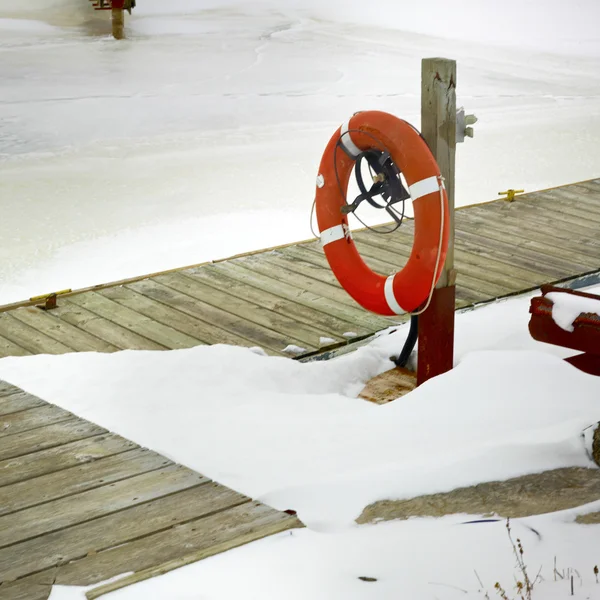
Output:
left=315, top=110, right=450, bottom=316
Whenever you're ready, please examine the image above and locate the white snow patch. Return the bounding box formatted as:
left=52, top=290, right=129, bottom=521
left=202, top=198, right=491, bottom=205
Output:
left=282, top=344, right=307, bottom=355
left=1, top=298, right=599, bottom=528
left=319, top=336, right=335, bottom=345
left=546, top=291, right=600, bottom=332
left=48, top=505, right=600, bottom=600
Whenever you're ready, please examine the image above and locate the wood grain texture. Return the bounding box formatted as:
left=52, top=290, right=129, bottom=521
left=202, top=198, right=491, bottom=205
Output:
left=65, top=292, right=199, bottom=350
left=0, top=465, right=206, bottom=549
left=156, top=271, right=345, bottom=349
left=51, top=302, right=166, bottom=351
left=0, top=392, right=45, bottom=416
left=0, top=448, right=171, bottom=516
left=0, top=405, right=73, bottom=438
left=59, top=502, right=297, bottom=589
left=0, top=314, right=73, bottom=355
left=0, top=483, right=248, bottom=583
left=10, top=307, right=118, bottom=353
left=0, top=420, right=106, bottom=462
left=0, top=433, right=136, bottom=487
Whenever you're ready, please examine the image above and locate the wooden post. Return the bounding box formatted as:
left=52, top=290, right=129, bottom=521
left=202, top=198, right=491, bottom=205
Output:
left=417, top=57, right=457, bottom=385
left=111, top=6, right=125, bottom=39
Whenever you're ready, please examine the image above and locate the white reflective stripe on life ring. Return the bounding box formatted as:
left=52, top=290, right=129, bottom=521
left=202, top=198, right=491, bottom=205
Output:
left=320, top=224, right=351, bottom=247
left=384, top=274, right=405, bottom=315
left=339, top=119, right=362, bottom=158
left=409, top=175, right=441, bottom=202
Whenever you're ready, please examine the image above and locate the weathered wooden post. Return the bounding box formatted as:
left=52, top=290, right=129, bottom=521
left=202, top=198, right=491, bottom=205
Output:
left=417, top=58, right=457, bottom=385
left=111, top=0, right=125, bottom=39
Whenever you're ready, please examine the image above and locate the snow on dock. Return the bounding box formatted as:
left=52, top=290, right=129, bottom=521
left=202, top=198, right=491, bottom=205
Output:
left=0, top=379, right=300, bottom=599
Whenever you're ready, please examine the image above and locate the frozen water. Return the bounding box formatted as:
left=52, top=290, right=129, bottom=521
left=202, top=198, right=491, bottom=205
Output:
left=1, top=0, right=599, bottom=304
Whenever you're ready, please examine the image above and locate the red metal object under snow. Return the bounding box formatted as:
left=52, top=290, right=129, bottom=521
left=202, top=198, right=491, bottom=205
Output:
left=88, top=0, right=124, bottom=10
left=529, top=284, right=600, bottom=376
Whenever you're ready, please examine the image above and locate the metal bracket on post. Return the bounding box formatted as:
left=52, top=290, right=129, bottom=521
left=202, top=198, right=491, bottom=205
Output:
left=456, top=107, right=478, bottom=143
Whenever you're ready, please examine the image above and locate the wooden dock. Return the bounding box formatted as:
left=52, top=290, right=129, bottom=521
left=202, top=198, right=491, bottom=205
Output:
left=0, top=179, right=599, bottom=598
left=0, top=380, right=300, bottom=600
left=0, top=179, right=599, bottom=360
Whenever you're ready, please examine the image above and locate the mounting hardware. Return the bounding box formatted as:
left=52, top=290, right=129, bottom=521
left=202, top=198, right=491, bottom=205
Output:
left=30, top=289, right=72, bottom=311
left=499, top=189, right=524, bottom=202
left=456, top=107, right=477, bottom=143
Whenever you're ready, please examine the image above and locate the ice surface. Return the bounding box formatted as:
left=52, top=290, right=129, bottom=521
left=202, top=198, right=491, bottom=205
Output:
left=1, top=0, right=599, bottom=304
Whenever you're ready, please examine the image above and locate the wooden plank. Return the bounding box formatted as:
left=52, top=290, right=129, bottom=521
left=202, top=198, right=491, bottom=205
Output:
left=86, top=509, right=301, bottom=599
left=233, top=252, right=368, bottom=309
left=203, top=260, right=396, bottom=330
left=0, top=419, right=106, bottom=462
left=354, top=229, right=540, bottom=290
left=127, top=278, right=308, bottom=355
left=182, top=264, right=370, bottom=337
left=0, top=314, right=74, bottom=355
left=59, top=502, right=298, bottom=590
left=0, top=465, right=207, bottom=549
left=457, top=217, right=600, bottom=272
left=529, top=189, right=600, bottom=222
left=277, top=245, right=366, bottom=288
left=386, top=230, right=549, bottom=288
left=454, top=221, right=596, bottom=275
left=287, top=243, right=484, bottom=306
left=99, top=285, right=214, bottom=345
left=10, top=307, right=119, bottom=354
left=453, top=229, right=570, bottom=280
left=574, top=180, right=600, bottom=198
left=464, top=204, right=600, bottom=258
left=0, top=484, right=249, bottom=583
left=350, top=234, right=511, bottom=297
left=0, top=382, right=22, bottom=397
left=0, top=334, right=31, bottom=359
left=122, top=280, right=279, bottom=351
left=0, top=578, right=51, bottom=600
left=0, top=433, right=136, bottom=487
left=0, top=405, right=73, bottom=438
left=65, top=293, right=199, bottom=350
left=358, top=367, right=417, bottom=405
left=51, top=302, right=166, bottom=352
left=0, top=391, right=45, bottom=416
left=154, top=273, right=337, bottom=349
left=479, top=196, right=600, bottom=239
left=0, top=448, right=172, bottom=516
left=547, top=185, right=600, bottom=212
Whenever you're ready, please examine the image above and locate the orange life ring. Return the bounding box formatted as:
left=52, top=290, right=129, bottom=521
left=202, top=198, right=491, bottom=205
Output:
left=315, top=110, right=450, bottom=315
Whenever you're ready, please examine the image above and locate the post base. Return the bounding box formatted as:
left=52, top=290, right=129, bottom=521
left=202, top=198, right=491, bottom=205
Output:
left=417, top=285, right=456, bottom=386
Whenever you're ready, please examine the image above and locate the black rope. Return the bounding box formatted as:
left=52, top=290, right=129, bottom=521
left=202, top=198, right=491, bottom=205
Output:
left=332, top=129, right=409, bottom=235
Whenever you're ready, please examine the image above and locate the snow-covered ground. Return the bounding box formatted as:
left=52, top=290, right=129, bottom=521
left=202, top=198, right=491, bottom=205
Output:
left=1, top=3, right=600, bottom=596
left=1, top=0, right=599, bottom=304
left=1, top=285, right=600, bottom=599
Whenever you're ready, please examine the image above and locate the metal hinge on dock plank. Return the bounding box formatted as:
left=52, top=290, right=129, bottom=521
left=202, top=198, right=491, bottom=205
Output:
left=30, top=289, right=71, bottom=311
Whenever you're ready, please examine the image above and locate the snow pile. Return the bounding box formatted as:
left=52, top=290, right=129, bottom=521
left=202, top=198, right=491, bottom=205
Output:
left=547, top=291, right=600, bottom=332
left=1, top=288, right=600, bottom=599
left=1, top=294, right=599, bottom=528
left=50, top=505, right=600, bottom=600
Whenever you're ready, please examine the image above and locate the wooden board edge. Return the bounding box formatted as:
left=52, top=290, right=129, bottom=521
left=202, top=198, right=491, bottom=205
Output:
left=85, top=516, right=302, bottom=599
